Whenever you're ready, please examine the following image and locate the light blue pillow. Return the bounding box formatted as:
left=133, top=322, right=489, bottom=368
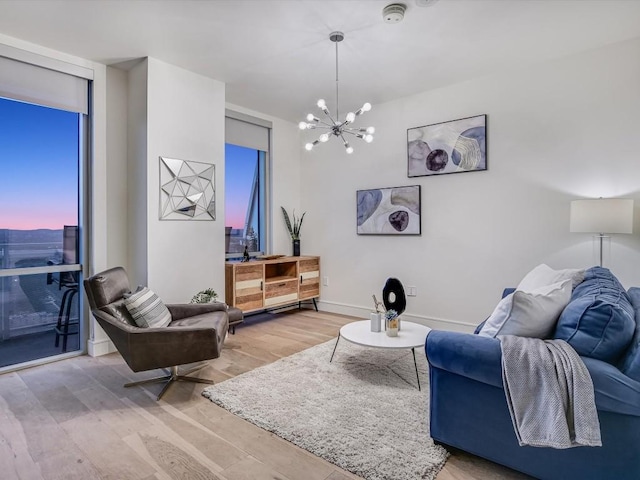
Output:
left=554, top=267, right=634, bottom=363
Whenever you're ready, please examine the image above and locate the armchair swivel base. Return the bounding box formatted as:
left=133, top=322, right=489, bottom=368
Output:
left=125, top=364, right=214, bottom=400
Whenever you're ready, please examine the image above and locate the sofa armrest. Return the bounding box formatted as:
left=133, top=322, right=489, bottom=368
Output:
left=166, top=302, right=228, bottom=320
left=426, top=330, right=503, bottom=388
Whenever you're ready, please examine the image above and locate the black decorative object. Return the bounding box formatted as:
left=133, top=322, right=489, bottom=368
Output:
left=293, top=239, right=301, bottom=257
left=382, top=278, right=406, bottom=315
left=242, top=245, right=250, bottom=262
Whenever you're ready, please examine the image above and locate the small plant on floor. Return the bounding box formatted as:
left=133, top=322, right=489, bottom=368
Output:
left=190, top=288, right=218, bottom=304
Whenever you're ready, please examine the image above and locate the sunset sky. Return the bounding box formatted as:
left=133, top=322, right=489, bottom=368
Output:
left=0, top=96, right=255, bottom=233
left=225, top=143, right=257, bottom=230
left=0, top=97, right=79, bottom=230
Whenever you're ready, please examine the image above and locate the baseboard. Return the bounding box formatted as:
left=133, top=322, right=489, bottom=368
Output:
left=316, top=300, right=476, bottom=333
left=87, top=338, right=117, bottom=357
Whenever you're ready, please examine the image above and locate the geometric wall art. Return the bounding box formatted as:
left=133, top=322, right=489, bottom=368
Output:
left=357, top=185, right=421, bottom=235
left=407, top=114, right=487, bottom=177
left=159, top=157, right=215, bottom=220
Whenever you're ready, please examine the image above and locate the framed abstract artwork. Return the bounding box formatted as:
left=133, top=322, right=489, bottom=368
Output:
left=357, top=185, right=421, bottom=235
left=407, top=114, right=487, bottom=177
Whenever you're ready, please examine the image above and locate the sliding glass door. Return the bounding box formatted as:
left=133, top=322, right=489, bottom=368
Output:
left=0, top=96, right=85, bottom=369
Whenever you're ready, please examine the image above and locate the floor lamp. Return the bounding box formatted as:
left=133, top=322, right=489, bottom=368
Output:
left=570, top=198, right=634, bottom=267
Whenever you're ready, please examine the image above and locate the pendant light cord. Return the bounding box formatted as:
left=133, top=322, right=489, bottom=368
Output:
left=335, top=38, right=339, bottom=121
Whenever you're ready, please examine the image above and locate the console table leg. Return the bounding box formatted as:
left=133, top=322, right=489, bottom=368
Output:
left=412, top=348, right=421, bottom=391
left=330, top=333, right=341, bottom=363
left=312, top=298, right=318, bottom=311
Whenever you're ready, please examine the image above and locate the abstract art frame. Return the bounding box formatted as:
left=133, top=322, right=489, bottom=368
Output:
left=159, top=156, right=216, bottom=220
left=407, top=114, right=487, bottom=177
left=357, top=185, right=421, bottom=235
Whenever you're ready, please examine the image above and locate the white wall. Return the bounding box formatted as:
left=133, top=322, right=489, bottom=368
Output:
left=126, top=59, right=149, bottom=287
left=126, top=58, right=227, bottom=303
left=105, top=66, right=129, bottom=271
left=302, top=37, right=640, bottom=331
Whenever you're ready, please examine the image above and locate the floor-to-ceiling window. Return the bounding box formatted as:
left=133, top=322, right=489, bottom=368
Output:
left=225, top=111, right=271, bottom=257
left=0, top=52, right=90, bottom=370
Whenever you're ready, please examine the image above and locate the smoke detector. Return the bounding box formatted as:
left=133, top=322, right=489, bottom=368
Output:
left=383, top=3, right=406, bottom=24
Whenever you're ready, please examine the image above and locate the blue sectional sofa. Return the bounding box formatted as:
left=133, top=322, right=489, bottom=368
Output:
left=425, top=267, right=640, bottom=480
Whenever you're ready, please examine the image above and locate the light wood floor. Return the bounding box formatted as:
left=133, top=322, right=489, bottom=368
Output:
left=0, top=309, right=531, bottom=480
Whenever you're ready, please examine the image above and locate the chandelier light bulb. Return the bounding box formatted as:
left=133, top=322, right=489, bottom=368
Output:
left=317, top=99, right=326, bottom=109
left=299, top=122, right=308, bottom=130
left=346, top=112, right=356, bottom=123
left=305, top=142, right=314, bottom=151
left=346, top=146, right=354, bottom=154
left=364, top=134, right=374, bottom=143
left=319, top=133, right=330, bottom=143
left=306, top=114, right=315, bottom=122
left=361, top=102, right=372, bottom=112
left=366, top=126, right=375, bottom=134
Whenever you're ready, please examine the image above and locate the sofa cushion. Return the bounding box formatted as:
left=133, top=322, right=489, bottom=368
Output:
left=618, top=287, right=640, bottom=381
left=554, top=267, right=635, bottom=363
left=517, top=264, right=585, bottom=292
left=478, top=280, right=572, bottom=338
left=123, top=286, right=172, bottom=328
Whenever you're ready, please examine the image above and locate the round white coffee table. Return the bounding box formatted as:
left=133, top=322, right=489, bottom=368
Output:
left=330, top=320, right=431, bottom=390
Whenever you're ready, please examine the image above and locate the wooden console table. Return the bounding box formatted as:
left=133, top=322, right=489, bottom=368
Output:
left=225, top=256, right=320, bottom=313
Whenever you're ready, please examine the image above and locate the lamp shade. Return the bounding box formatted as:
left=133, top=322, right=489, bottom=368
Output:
left=570, top=198, right=634, bottom=234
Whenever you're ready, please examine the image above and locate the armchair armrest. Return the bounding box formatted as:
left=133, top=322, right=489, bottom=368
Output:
left=426, top=330, right=503, bottom=388
left=166, top=302, right=228, bottom=320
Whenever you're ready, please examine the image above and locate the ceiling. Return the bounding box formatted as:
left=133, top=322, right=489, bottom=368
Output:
left=1, top=0, right=639, bottom=123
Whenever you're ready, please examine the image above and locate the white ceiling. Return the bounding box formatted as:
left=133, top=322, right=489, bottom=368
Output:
left=1, top=0, right=639, bottom=123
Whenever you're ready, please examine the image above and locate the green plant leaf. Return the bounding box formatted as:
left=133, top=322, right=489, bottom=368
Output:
left=281, top=206, right=294, bottom=238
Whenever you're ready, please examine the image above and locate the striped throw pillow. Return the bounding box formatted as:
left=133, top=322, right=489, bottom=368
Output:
left=123, top=287, right=172, bottom=328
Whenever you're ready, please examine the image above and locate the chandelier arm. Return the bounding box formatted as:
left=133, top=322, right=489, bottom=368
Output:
left=315, top=119, right=334, bottom=128
left=341, top=130, right=360, bottom=137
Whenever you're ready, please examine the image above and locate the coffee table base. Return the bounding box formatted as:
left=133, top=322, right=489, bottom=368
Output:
left=329, top=332, right=422, bottom=391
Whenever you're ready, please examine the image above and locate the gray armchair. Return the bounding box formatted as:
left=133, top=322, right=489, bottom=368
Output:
left=84, top=266, right=229, bottom=400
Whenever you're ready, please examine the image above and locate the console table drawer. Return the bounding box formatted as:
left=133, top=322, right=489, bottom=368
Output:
left=264, top=279, right=298, bottom=307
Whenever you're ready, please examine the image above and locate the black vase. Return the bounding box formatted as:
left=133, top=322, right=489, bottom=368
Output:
left=292, top=239, right=300, bottom=256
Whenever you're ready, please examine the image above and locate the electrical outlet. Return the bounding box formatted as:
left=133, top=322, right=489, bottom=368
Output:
left=323, top=276, right=329, bottom=286
left=407, top=286, right=417, bottom=297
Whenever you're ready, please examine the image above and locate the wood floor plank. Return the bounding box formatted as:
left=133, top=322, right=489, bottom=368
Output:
left=60, top=411, right=157, bottom=479
left=124, top=398, right=248, bottom=471
left=0, top=390, right=44, bottom=480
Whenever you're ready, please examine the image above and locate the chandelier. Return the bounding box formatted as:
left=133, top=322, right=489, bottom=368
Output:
left=298, top=31, right=374, bottom=154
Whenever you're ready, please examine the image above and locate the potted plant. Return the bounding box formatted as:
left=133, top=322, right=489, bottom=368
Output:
left=190, top=288, right=218, bottom=304
left=281, top=206, right=305, bottom=256
left=384, top=309, right=399, bottom=337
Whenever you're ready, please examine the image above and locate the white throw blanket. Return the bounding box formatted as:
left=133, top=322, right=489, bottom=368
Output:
left=499, top=335, right=602, bottom=448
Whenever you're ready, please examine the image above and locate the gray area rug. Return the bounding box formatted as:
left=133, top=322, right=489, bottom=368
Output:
left=202, top=338, right=448, bottom=480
